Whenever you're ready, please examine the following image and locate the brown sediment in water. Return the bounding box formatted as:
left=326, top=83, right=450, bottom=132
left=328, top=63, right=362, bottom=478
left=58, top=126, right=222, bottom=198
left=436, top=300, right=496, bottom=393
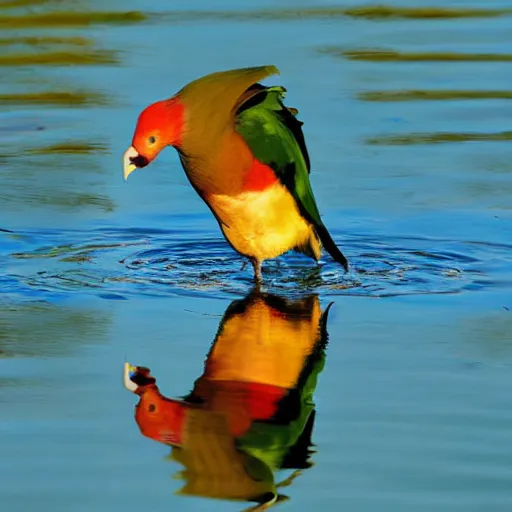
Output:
left=0, top=50, right=118, bottom=66
left=0, top=11, right=146, bottom=28
left=13, top=240, right=146, bottom=260
left=0, top=301, right=110, bottom=358
left=366, top=132, right=512, bottom=145
left=325, top=49, right=512, bottom=62
left=0, top=5, right=508, bottom=24
left=0, top=0, right=51, bottom=8
left=1, top=6, right=505, bottom=26
left=358, top=90, right=512, bottom=101
left=158, top=6, right=512, bottom=21
left=27, top=142, right=109, bottom=154
left=324, top=48, right=512, bottom=62
left=26, top=191, right=115, bottom=211
left=343, top=5, right=510, bottom=19
left=0, top=91, right=109, bottom=106
left=0, top=36, right=92, bottom=46
left=13, top=240, right=144, bottom=259
left=156, top=8, right=347, bottom=21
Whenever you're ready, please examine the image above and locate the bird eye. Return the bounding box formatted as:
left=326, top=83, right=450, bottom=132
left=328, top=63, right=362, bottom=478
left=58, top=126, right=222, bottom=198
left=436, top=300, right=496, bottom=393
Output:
left=148, top=404, right=156, bottom=412
left=148, top=136, right=156, bottom=145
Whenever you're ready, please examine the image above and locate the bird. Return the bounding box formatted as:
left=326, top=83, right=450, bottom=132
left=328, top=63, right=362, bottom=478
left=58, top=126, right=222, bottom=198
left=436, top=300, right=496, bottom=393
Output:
left=123, top=65, right=348, bottom=282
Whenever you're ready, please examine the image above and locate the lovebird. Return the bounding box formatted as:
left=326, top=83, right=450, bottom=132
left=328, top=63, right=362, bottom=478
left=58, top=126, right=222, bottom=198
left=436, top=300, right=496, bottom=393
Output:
left=123, top=65, right=348, bottom=281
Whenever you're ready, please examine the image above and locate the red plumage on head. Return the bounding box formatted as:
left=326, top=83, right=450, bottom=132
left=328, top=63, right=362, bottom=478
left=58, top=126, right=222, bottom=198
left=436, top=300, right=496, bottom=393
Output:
left=132, top=98, right=185, bottom=162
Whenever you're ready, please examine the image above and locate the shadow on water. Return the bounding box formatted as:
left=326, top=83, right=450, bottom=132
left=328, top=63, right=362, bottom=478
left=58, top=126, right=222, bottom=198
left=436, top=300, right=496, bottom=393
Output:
left=124, top=290, right=332, bottom=510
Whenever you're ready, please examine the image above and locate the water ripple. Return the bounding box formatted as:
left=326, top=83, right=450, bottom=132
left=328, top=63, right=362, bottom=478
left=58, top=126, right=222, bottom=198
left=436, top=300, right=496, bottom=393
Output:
left=4, top=226, right=510, bottom=301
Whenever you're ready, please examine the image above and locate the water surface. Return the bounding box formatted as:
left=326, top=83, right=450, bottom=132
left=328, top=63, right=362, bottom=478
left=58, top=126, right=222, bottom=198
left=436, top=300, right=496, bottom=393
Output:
left=1, top=1, right=511, bottom=511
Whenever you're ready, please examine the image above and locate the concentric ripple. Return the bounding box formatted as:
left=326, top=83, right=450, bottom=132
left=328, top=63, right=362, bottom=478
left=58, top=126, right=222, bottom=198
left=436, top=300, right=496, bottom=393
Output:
left=4, top=225, right=510, bottom=301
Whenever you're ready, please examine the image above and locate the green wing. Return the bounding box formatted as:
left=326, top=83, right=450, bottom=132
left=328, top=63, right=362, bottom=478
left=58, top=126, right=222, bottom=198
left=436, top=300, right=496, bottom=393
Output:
left=235, top=85, right=348, bottom=270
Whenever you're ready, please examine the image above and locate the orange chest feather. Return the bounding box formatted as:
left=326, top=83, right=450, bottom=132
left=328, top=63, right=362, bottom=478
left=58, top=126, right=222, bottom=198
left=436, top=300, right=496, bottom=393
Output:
left=209, top=132, right=278, bottom=193
left=242, top=158, right=279, bottom=192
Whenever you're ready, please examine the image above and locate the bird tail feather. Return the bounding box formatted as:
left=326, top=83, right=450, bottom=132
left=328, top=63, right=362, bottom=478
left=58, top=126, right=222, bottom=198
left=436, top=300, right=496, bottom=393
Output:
left=315, top=224, right=349, bottom=271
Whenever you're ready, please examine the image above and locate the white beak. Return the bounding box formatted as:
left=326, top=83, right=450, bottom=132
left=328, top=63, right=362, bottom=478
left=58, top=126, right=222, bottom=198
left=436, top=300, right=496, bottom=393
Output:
left=123, top=362, right=138, bottom=393
left=123, top=146, right=139, bottom=181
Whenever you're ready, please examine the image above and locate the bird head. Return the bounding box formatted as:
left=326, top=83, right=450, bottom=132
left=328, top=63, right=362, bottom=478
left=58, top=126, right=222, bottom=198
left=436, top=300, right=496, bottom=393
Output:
left=122, top=98, right=185, bottom=180
left=123, top=66, right=280, bottom=181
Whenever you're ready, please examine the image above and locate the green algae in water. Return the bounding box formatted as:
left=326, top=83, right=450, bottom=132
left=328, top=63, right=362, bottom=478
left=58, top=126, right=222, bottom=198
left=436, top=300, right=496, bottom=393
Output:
left=3, top=6, right=505, bottom=27
left=0, top=0, right=51, bottom=8
left=13, top=240, right=146, bottom=260
left=0, top=302, right=109, bottom=358
left=59, top=254, right=94, bottom=263
left=366, top=132, right=512, bottom=145
left=158, top=6, right=512, bottom=21
left=0, top=11, right=146, bottom=28
left=0, top=36, right=92, bottom=46
left=24, top=191, right=115, bottom=211
left=182, top=7, right=364, bottom=20
left=0, top=50, right=118, bottom=66
left=343, top=5, right=511, bottom=19
left=28, top=142, right=109, bottom=155
left=358, top=90, right=512, bottom=101
left=148, top=8, right=351, bottom=21
left=323, top=48, right=512, bottom=62
left=0, top=91, right=109, bottom=107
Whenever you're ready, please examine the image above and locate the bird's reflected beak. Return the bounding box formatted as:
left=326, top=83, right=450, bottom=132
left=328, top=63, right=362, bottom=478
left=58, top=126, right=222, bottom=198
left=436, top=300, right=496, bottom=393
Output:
left=123, top=146, right=149, bottom=181
left=123, top=362, right=139, bottom=393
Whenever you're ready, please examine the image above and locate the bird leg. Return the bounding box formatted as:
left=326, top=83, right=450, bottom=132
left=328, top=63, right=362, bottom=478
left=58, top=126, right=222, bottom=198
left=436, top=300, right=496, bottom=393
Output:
left=250, top=258, right=262, bottom=283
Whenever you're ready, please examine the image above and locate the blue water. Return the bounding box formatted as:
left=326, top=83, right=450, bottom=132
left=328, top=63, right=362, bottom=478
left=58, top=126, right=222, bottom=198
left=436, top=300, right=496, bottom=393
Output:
left=1, top=1, right=512, bottom=511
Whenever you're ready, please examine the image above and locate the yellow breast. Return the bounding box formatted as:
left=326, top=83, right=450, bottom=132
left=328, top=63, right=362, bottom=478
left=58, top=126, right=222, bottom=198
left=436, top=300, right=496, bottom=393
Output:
left=207, top=183, right=314, bottom=261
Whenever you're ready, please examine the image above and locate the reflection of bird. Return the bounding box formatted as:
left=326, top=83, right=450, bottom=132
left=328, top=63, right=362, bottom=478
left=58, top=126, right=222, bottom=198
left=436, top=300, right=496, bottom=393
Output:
left=123, top=289, right=333, bottom=509
left=123, top=66, right=348, bottom=281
